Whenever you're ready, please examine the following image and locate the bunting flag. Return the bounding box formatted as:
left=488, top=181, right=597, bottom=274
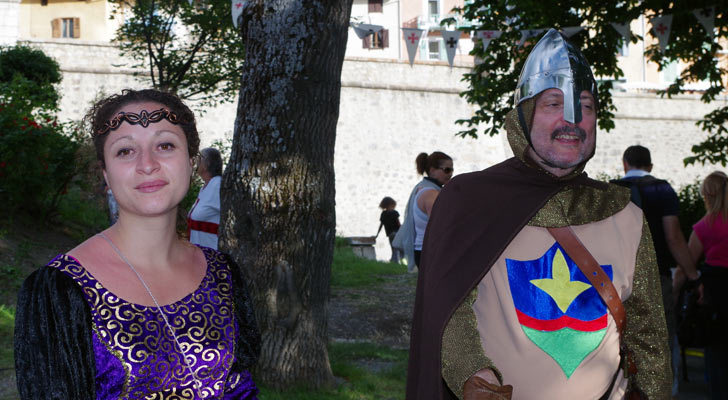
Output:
left=518, top=28, right=546, bottom=47
left=352, top=23, right=384, bottom=40
left=232, top=0, right=245, bottom=28
left=561, top=26, right=584, bottom=38
left=693, top=6, right=716, bottom=39
left=610, top=22, right=631, bottom=41
left=474, top=30, right=502, bottom=51
left=441, top=30, right=461, bottom=68
left=650, top=15, right=673, bottom=53
left=402, top=28, right=424, bottom=66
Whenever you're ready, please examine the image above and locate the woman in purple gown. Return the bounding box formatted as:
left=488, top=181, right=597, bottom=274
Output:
left=14, top=89, right=260, bottom=399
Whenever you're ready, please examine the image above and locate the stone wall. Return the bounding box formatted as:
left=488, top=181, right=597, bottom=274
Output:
left=0, top=0, right=20, bottom=45
left=19, top=39, right=726, bottom=260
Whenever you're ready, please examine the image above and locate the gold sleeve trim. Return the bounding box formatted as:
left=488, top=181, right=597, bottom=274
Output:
left=441, top=290, right=501, bottom=399
left=623, top=217, right=672, bottom=398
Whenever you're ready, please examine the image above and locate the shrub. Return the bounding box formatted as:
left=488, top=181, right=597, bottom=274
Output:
left=676, top=180, right=706, bottom=238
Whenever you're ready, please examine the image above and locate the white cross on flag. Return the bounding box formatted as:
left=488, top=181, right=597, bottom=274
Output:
left=441, top=30, right=461, bottom=68
left=518, top=28, right=545, bottom=47
left=610, top=22, right=631, bottom=41
left=232, top=0, right=245, bottom=28
left=353, top=23, right=383, bottom=40
left=402, top=28, right=424, bottom=66
left=474, top=30, right=502, bottom=51
left=650, top=15, right=673, bottom=53
left=561, top=26, right=584, bottom=38
left=693, top=6, right=716, bottom=39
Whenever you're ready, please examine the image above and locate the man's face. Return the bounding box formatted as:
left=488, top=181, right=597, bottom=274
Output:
left=527, top=88, right=597, bottom=177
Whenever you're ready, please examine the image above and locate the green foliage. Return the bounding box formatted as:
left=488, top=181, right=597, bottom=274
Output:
left=0, top=305, right=15, bottom=370
left=676, top=180, right=707, bottom=239
left=331, top=245, right=407, bottom=288
left=0, top=45, right=86, bottom=217
left=110, top=0, right=246, bottom=108
left=259, top=342, right=407, bottom=400
left=0, top=45, right=62, bottom=110
left=453, top=1, right=727, bottom=165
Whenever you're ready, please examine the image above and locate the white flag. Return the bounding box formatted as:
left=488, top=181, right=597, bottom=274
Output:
left=232, top=0, right=245, bottom=28
left=693, top=7, right=716, bottom=39
left=352, top=23, right=383, bottom=40
left=650, top=15, right=673, bottom=53
left=402, top=28, right=424, bottom=66
left=561, top=26, right=584, bottom=38
left=474, top=30, right=502, bottom=51
left=610, top=22, right=631, bottom=41
left=518, top=28, right=545, bottom=47
left=441, top=30, right=460, bottom=68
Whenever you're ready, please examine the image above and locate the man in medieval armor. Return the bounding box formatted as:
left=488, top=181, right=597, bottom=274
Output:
left=405, top=29, right=671, bottom=400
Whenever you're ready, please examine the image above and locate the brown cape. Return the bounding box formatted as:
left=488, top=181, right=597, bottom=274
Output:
left=404, top=156, right=607, bottom=399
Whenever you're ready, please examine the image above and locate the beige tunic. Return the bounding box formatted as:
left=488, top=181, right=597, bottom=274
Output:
left=472, top=203, right=644, bottom=399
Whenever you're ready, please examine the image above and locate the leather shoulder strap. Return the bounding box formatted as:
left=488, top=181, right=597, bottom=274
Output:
left=547, top=226, right=626, bottom=335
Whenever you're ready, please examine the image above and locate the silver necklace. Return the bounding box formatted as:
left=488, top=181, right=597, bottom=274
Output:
left=98, top=232, right=204, bottom=397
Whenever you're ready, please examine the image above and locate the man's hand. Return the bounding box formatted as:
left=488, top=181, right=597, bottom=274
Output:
left=463, top=369, right=513, bottom=400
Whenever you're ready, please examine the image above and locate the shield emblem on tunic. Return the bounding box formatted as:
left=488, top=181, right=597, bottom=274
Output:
left=506, top=242, right=612, bottom=378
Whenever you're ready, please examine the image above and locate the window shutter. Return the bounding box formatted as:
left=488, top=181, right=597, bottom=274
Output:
left=382, top=29, right=389, bottom=48
left=51, top=18, right=60, bottom=38
left=368, top=0, right=383, bottom=13
left=73, top=18, right=80, bottom=38
left=362, top=35, right=370, bottom=48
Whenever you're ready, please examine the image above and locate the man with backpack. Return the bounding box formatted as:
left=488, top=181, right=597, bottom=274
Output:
left=613, top=145, right=700, bottom=397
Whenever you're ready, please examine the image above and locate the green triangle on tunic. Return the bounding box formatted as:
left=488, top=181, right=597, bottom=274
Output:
left=521, top=326, right=606, bottom=378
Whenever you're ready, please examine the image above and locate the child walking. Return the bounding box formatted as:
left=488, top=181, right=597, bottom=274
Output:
left=377, top=196, right=403, bottom=263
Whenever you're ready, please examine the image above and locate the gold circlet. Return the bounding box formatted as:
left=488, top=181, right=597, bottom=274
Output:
left=96, top=108, right=182, bottom=136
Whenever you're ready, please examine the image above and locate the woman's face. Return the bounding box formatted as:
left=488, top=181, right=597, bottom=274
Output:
left=428, top=159, right=454, bottom=185
left=102, top=101, right=193, bottom=218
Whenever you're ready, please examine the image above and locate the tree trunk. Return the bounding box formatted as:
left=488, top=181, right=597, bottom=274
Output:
left=219, top=0, right=352, bottom=389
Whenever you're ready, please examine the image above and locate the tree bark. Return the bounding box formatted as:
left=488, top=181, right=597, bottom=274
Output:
left=219, top=0, right=352, bottom=389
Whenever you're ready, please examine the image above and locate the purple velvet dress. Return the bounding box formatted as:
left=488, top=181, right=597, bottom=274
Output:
left=47, top=247, right=258, bottom=399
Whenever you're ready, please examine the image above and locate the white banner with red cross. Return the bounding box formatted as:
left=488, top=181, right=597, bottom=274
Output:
left=402, top=28, right=425, bottom=66
left=474, top=30, right=502, bottom=52
left=650, top=15, right=673, bottom=53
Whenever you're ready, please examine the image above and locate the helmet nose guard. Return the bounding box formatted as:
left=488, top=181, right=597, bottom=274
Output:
left=514, top=28, right=598, bottom=124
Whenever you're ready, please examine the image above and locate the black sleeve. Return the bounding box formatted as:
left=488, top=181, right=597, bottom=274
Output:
left=14, top=267, right=96, bottom=399
left=226, top=255, right=262, bottom=370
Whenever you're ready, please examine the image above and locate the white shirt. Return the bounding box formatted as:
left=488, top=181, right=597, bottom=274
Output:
left=188, top=176, right=221, bottom=249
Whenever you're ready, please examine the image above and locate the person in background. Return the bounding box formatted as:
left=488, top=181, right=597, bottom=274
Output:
left=14, top=89, right=260, bottom=398
left=188, top=147, right=222, bottom=250
left=377, top=196, right=403, bottom=263
left=612, top=145, right=700, bottom=398
left=104, top=182, right=119, bottom=225
left=687, top=171, right=728, bottom=399
left=392, top=151, right=454, bottom=272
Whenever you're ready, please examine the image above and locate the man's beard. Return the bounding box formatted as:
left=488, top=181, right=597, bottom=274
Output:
left=537, top=125, right=589, bottom=169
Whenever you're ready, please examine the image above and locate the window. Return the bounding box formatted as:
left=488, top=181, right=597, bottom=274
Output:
left=51, top=18, right=80, bottom=39
left=428, top=0, right=439, bottom=17
left=368, top=0, right=383, bottom=13
left=427, top=40, right=440, bottom=59
left=362, top=29, right=389, bottom=49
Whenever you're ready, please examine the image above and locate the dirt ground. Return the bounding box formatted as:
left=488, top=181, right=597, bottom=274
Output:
left=328, top=272, right=417, bottom=349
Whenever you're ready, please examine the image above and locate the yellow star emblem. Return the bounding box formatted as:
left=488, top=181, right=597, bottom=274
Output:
left=530, top=249, right=592, bottom=313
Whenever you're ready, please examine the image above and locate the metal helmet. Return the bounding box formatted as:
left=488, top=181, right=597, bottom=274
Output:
left=514, top=28, right=598, bottom=124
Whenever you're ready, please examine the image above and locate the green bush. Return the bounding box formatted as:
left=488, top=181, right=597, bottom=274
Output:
left=677, top=180, right=707, bottom=239
left=0, top=46, right=85, bottom=217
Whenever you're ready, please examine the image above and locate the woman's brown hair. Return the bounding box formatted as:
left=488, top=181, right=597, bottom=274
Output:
left=415, top=151, right=452, bottom=176
left=700, top=171, right=728, bottom=225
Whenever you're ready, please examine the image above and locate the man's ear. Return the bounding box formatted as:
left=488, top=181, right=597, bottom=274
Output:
left=646, top=164, right=653, bottom=173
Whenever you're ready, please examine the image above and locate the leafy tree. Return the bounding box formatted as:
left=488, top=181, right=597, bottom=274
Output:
left=220, top=0, right=353, bottom=389
left=0, top=46, right=81, bottom=217
left=110, top=0, right=246, bottom=107
left=452, top=0, right=727, bottom=166
left=0, top=45, right=62, bottom=110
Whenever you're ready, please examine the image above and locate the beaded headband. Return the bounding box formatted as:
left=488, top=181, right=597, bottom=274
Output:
left=96, top=108, right=182, bottom=136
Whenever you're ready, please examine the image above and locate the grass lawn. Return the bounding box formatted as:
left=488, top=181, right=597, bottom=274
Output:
left=259, top=341, right=407, bottom=399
